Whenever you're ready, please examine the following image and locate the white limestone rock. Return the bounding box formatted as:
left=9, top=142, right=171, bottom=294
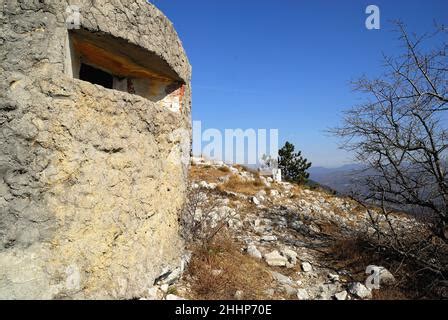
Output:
left=264, top=250, right=288, bottom=267
left=281, top=248, right=298, bottom=265
left=301, top=261, right=313, bottom=273
left=271, top=271, right=294, bottom=286
left=261, top=235, right=277, bottom=242
left=166, top=294, right=186, bottom=300
left=246, top=245, right=262, bottom=260
left=334, top=290, right=348, bottom=300
left=366, top=265, right=396, bottom=286
left=297, top=289, right=310, bottom=300
left=348, top=282, right=372, bottom=299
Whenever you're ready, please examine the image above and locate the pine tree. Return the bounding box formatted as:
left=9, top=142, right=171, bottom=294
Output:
left=278, top=141, right=312, bottom=184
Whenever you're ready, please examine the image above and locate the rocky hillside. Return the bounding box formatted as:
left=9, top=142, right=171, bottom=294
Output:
left=141, top=158, right=447, bottom=301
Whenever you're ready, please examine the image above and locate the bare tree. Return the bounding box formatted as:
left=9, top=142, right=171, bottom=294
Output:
left=332, top=22, right=448, bottom=239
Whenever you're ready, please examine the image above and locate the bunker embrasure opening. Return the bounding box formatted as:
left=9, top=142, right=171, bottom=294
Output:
left=79, top=63, right=114, bottom=89
left=65, top=29, right=186, bottom=112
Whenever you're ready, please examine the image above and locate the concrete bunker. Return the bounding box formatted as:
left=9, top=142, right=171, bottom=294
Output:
left=66, top=28, right=186, bottom=112
left=0, top=0, right=191, bottom=300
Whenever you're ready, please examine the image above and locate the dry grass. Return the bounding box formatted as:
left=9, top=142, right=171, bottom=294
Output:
left=324, top=237, right=375, bottom=282
left=217, top=175, right=266, bottom=196
left=186, top=234, right=274, bottom=300
left=372, top=287, right=408, bottom=300
left=218, top=166, right=231, bottom=173
left=189, top=165, right=229, bottom=184
left=316, top=220, right=340, bottom=236
left=234, top=164, right=258, bottom=175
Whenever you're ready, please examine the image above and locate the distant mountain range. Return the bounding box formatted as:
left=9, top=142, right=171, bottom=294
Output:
left=242, top=161, right=371, bottom=196
left=308, top=164, right=368, bottom=195
left=309, top=163, right=444, bottom=221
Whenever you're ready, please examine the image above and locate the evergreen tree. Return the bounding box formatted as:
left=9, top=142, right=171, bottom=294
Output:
left=278, top=141, right=312, bottom=184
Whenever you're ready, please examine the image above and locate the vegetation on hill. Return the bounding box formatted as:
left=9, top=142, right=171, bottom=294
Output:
left=278, top=142, right=312, bottom=184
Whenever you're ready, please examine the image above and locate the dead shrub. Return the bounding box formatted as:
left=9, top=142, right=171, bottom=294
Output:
left=218, top=166, right=230, bottom=173
left=326, top=232, right=448, bottom=299
left=329, top=196, right=448, bottom=298
left=186, top=234, right=273, bottom=300
left=364, top=205, right=448, bottom=294
left=180, top=184, right=235, bottom=247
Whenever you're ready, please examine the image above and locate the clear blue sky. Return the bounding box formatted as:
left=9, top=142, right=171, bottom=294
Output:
left=152, top=0, right=447, bottom=167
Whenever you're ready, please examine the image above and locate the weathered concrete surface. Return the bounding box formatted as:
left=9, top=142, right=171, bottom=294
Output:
left=0, top=0, right=191, bottom=299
